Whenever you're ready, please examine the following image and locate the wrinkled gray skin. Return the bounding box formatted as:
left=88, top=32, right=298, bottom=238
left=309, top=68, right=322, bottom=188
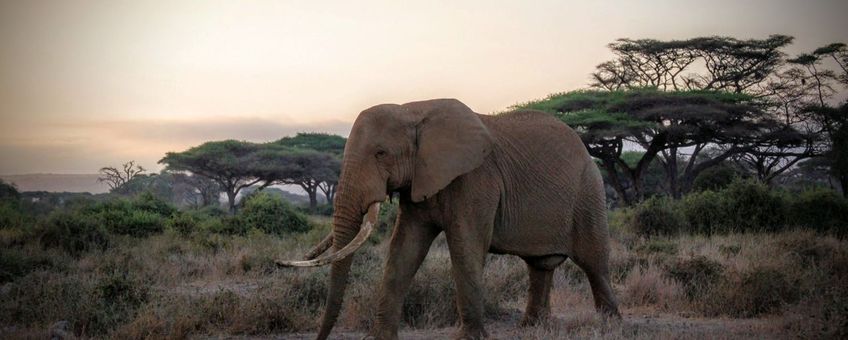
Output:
left=317, top=99, right=619, bottom=340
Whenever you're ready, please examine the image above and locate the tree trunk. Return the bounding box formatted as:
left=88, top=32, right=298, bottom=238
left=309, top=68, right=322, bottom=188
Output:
left=602, top=158, right=632, bottom=206
left=308, top=191, right=318, bottom=212
left=226, top=190, right=237, bottom=214
left=301, top=182, right=319, bottom=212
left=666, top=148, right=680, bottom=199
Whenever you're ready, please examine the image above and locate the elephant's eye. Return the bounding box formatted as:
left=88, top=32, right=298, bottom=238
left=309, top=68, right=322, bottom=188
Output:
left=375, top=150, right=387, bottom=159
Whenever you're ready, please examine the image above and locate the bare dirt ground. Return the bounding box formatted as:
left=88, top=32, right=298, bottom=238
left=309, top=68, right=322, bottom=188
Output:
left=212, top=309, right=786, bottom=340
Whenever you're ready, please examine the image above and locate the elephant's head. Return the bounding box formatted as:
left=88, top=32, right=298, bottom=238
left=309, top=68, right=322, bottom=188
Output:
left=277, top=98, right=493, bottom=339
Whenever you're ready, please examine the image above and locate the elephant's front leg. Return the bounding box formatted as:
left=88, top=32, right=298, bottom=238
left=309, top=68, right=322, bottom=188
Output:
left=445, top=221, right=492, bottom=340
left=370, top=219, right=440, bottom=339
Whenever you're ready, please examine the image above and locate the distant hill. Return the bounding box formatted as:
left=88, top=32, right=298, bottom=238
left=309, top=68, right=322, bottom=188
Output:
left=0, top=174, right=110, bottom=193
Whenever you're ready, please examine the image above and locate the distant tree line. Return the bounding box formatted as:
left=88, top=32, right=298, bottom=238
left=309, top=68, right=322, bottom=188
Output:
left=515, top=35, right=848, bottom=205
left=157, top=132, right=344, bottom=213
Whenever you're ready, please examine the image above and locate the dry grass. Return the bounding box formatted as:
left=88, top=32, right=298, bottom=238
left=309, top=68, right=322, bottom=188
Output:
left=1, top=222, right=846, bottom=339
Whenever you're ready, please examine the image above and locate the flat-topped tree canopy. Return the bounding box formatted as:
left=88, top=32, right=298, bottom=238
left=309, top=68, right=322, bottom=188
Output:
left=159, top=140, right=265, bottom=212
left=592, top=35, right=794, bottom=93
left=274, top=133, right=346, bottom=157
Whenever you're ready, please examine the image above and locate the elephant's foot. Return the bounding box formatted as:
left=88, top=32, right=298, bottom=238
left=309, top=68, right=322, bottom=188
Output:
left=455, top=325, right=488, bottom=340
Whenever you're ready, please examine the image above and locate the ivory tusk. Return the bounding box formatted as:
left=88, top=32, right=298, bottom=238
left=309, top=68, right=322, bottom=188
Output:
left=303, top=233, right=334, bottom=260
left=276, top=202, right=380, bottom=267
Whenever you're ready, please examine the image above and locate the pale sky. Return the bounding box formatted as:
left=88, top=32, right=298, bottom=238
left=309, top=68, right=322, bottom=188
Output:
left=1, top=0, right=846, bottom=174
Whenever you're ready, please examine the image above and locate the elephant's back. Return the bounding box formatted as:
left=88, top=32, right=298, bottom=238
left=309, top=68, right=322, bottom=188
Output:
left=481, top=110, right=591, bottom=172
left=479, top=110, right=598, bottom=256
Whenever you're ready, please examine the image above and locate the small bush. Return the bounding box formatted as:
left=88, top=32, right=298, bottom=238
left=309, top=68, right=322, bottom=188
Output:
left=167, top=211, right=200, bottom=235
left=666, top=256, right=724, bottom=299
left=132, top=191, right=177, bottom=217
left=88, top=272, right=150, bottom=334
left=680, top=190, right=727, bottom=234
left=629, top=196, right=684, bottom=237
left=720, top=179, right=787, bottom=232
left=788, top=188, right=848, bottom=234
left=39, top=210, right=109, bottom=256
left=0, top=248, right=66, bottom=284
left=622, top=264, right=685, bottom=309
left=0, top=200, right=26, bottom=230
left=99, top=208, right=167, bottom=237
left=709, top=267, right=800, bottom=318
left=236, top=193, right=310, bottom=236
left=95, top=194, right=176, bottom=237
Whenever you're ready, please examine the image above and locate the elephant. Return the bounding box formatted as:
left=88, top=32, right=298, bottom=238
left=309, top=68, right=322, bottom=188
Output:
left=278, top=98, right=620, bottom=339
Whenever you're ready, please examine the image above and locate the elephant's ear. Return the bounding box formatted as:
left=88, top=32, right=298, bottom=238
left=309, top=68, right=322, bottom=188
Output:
left=405, top=99, right=494, bottom=202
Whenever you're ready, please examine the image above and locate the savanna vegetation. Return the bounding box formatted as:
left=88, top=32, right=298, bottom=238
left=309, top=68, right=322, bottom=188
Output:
left=2, top=36, right=848, bottom=339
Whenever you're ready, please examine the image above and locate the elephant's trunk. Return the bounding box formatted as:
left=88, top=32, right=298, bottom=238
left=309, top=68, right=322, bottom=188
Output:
left=275, top=156, right=385, bottom=339
left=316, top=178, right=376, bottom=340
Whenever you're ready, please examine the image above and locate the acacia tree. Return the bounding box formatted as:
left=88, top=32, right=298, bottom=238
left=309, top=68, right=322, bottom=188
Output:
left=274, top=133, right=345, bottom=204
left=252, top=145, right=341, bottom=211
left=765, top=43, right=848, bottom=192
left=177, top=173, right=223, bottom=207
left=112, top=171, right=221, bottom=208
left=571, top=35, right=848, bottom=200
left=159, top=140, right=262, bottom=213
left=592, top=35, right=793, bottom=94
left=98, top=160, right=146, bottom=191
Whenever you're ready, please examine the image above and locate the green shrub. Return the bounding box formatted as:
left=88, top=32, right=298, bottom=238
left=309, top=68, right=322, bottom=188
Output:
left=235, top=193, right=310, bottom=236
left=39, top=210, right=109, bottom=256
left=0, top=248, right=67, bottom=284
left=721, top=179, right=787, bottom=232
left=88, top=272, right=150, bottom=334
left=629, top=196, right=684, bottom=237
left=680, top=190, right=727, bottom=234
left=788, top=188, right=848, bottom=234
left=0, top=200, right=26, bottom=230
left=71, top=194, right=177, bottom=237
left=176, top=206, right=228, bottom=235
left=167, top=212, right=200, bottom=235
left=692, top=164, right=740, bottom=192
left=132, top=191, right=177, bottom=217
left=98, top=208, right=166, bottom=237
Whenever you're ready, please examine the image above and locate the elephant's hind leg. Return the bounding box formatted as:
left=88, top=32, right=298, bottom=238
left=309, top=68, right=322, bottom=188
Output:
left=520, top=255, right=566, bottom=326
left=570, top=210, right=620, bottom=317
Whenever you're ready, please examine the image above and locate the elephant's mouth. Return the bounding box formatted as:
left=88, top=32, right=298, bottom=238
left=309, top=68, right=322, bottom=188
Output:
left=275, top=202, right=380, bottom=267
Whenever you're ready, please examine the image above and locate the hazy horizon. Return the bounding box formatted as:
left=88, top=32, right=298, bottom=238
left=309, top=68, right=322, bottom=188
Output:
left=2, top=0, right=847, bottom=175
